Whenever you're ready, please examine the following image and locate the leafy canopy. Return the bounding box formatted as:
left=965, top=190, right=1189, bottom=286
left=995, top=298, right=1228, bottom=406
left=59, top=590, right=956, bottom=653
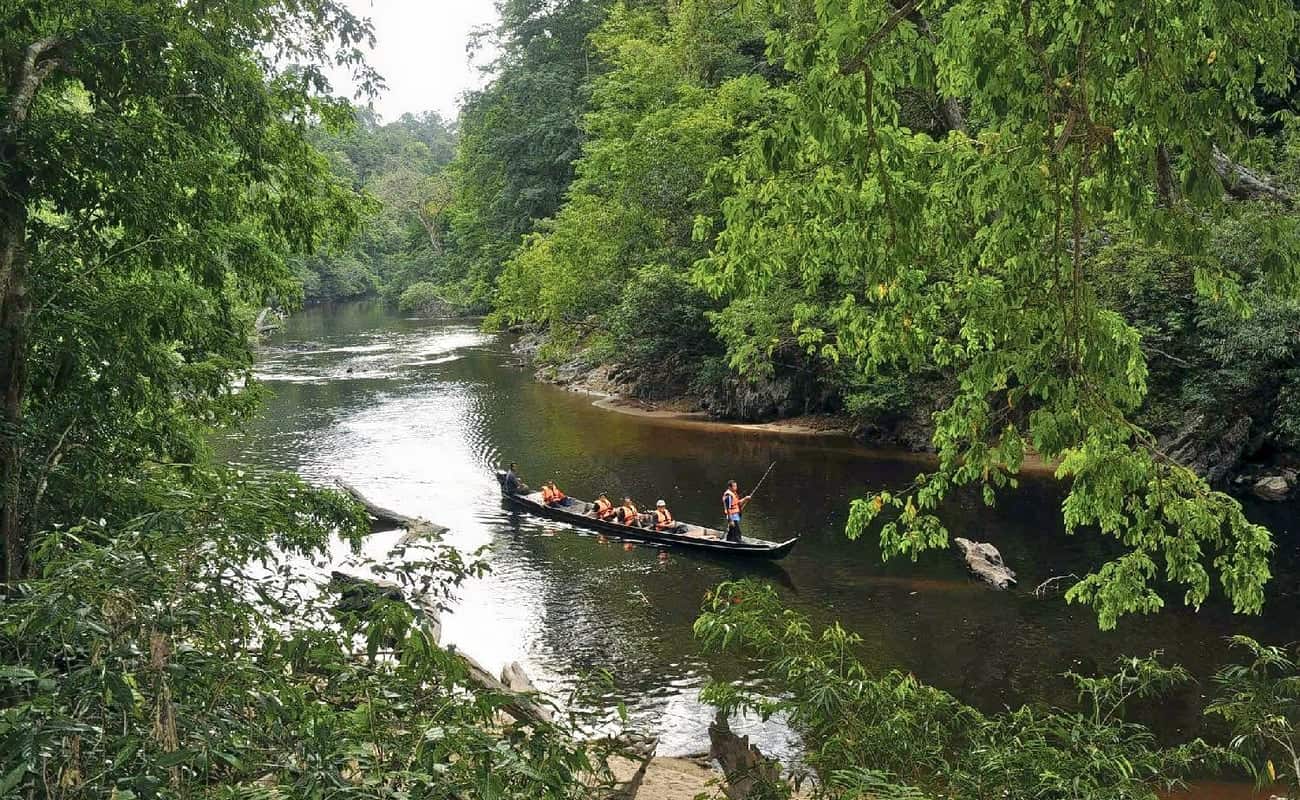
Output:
left=695, top=0, right=1300, bottom=628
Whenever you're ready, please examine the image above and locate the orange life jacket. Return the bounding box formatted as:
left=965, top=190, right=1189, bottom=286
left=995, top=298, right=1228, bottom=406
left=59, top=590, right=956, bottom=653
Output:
left=723, top=489, right=741, bottom=518
left=551, top=487, right=566, bottom=503
left=541, top=486, right=555, bottom=503
left=620, top=503, right=639, bottom=524
left=655, top=507, right=673, bottom=529
left=595, top=497, right=613, bottom=518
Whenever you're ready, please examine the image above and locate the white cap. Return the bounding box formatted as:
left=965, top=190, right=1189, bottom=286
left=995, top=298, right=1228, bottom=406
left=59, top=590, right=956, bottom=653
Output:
left=656, top=499, right=666, bottom=507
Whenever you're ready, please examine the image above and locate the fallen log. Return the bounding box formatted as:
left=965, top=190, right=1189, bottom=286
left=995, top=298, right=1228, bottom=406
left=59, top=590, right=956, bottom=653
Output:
left=501, top=660, right=538, bottom=694
left=254, top=306, right=282, bottom=335
left=709, top=711, right=784, bottom=800
left=335, top=479, right=449, bottom=542
left=1212, top=145, right=1294, bottom=206
left=326, top=570, right=550, bottom=725
left=328, top=570, right=442, bottom=644
left=456, top=649, right=554, bottom=724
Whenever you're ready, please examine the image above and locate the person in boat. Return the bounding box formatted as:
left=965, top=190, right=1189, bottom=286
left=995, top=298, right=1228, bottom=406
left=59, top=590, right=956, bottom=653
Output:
left=617, top=497, right=641, bottom=527
left=503, top=462, right=530, bottom=495
left=591, top=494, right=617, bottom=520
left=541, top=480, right=569, bottom=507
left=722, top=479, right=752, bottom=542
left=653, top=499, right=681, bottom=533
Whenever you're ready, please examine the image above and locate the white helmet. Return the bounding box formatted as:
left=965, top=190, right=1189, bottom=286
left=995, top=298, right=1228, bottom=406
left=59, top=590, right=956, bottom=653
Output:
left=656, top=499, right=666, bottom=507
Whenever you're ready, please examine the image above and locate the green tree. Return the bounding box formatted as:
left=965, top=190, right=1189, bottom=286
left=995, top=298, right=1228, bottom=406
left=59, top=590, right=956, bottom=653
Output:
left=0, top=466, right=626, bottom=798
left=490, top=0, right=774, bottom=394
left=0, top=1, right=375, bottom=579
left=695, top=0, right=1300, bottom=628
left=303, top=109, right=459, bottom=303
left=442, top=0, right=612, bottom=309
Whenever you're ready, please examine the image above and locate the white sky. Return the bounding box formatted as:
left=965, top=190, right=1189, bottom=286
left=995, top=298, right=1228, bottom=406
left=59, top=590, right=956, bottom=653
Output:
left=335, top=0, right=501, bottom=123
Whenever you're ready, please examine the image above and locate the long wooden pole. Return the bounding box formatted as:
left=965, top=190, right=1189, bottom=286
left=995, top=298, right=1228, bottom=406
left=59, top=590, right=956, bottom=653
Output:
left=748, top=462, right=777, bottom=499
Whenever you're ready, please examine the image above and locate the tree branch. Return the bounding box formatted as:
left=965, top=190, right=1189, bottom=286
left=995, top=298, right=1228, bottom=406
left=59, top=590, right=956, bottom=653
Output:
left=31, top=420, right=75, bottom=512
left=839, top=0, right=923, bottom=75
left=5, top=36, right=64, bottom=135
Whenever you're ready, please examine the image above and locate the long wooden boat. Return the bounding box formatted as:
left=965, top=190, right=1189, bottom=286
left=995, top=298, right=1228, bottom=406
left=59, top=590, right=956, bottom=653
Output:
left=494, top=471, right=799, bottom=560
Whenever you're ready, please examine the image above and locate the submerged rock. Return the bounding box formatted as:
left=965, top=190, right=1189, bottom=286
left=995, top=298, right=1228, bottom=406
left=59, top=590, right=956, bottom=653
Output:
left=954, top=538, right=1017, bottom=590
left=1253, top=474, right=1292, bottom=502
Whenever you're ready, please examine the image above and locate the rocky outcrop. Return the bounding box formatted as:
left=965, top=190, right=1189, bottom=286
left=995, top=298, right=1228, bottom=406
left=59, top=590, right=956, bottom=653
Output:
left=1162, top=413, right=1255, bottom=486
left=1253, top=473, right=1294, bottom=501
left=954, top=538, right=1017, bottom=589
left=699, top=370, right=839, bottom=423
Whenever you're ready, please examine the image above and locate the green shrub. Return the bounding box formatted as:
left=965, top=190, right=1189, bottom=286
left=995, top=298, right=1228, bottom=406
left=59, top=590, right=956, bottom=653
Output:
left=608, top=264, right=721, bottom=395
left=696, top=580, right=1238, bottom=799
left=0, top=466, right=626, bottom=799
left=398, top=281, right=447, bottom=315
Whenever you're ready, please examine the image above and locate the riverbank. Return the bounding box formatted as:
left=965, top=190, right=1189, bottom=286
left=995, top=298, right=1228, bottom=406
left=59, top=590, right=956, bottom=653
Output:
left=514, top=330, right=1298, bottom=498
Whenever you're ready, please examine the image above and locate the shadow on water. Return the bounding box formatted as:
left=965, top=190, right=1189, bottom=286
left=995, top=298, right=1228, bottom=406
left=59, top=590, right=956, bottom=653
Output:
left=223, top=300, right=1300, bottom=774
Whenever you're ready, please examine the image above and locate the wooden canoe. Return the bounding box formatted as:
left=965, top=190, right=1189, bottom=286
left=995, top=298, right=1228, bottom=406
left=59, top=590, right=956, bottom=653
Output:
left=495, top=471, right=799, bottom=560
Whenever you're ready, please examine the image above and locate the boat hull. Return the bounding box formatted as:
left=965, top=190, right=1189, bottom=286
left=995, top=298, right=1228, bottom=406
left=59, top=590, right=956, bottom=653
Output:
left=495, top=472, right=798, bottom=560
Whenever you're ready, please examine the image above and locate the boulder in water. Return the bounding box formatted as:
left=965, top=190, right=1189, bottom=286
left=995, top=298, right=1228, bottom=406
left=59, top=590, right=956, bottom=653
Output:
left=1253, top=474, right=1292, bottom=502
left=954, top=538, right=1016, bottom=589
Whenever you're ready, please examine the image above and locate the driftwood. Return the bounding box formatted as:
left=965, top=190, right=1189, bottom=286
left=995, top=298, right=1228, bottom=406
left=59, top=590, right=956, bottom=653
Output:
left=327, top=570, right=551, bottom=726
left=456, top=649, right=554, bottom=724
left=501, top=660, right=538, bottom=694
left=329, top=570, right=442, bottom=644
left=954, top=538, right=1017, bottom=590
left=254, top=306, right=282, bottom=335
left=709, top=711, right=784, bottom=800
left=335, top=480, right=449, bottom=542
left=1212, top=145, right=1294, bottom=206
left=1033, top=573, right=1079, bottom=598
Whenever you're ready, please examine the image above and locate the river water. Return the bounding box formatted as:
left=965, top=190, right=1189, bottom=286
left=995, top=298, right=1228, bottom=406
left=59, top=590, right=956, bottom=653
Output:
left=224, top=300, right=1300, bottom=761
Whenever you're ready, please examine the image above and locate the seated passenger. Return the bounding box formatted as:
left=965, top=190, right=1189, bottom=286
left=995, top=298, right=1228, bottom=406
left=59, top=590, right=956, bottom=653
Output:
left=617, top=498, right=640, bottom=526
left=541, top=480, right=568, bottom=506
left=653, top=500, right=678, bottom=532
left=592, top=494, right=616, bottom=520
left=503, top=462, right=530, bottom=495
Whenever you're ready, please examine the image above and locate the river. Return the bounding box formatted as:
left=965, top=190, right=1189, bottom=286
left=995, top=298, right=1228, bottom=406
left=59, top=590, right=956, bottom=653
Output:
left=224, top=300, right=1300, bottom=762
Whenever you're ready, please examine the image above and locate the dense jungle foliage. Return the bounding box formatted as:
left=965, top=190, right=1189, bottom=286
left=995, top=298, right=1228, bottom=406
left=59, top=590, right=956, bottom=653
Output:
left=0, top=2, right=628, bottom=798
left=426, top=0, right=1300, bottom=629
left=5, top=0, right=1300, bottom=798
left=297, top=109, right=457, bottom=305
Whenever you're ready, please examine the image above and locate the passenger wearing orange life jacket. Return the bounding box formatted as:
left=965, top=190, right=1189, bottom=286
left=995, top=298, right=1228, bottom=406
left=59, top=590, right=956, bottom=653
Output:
left=653, top=500, right=679, bottom=532
left=617, top=497, right=640, bottom=526
left=541, top=480, right=569, bottom=507
left=592, top=494, right=616, bottom=520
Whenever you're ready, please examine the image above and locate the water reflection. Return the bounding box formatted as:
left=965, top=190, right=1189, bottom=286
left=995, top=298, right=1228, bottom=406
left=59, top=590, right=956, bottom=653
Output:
left=223, top=300, right=1300, bottom=760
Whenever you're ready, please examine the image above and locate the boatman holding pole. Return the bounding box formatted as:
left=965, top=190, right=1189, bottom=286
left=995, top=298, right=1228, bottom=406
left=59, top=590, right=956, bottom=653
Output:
left=722, top=480, right=752, bottom=542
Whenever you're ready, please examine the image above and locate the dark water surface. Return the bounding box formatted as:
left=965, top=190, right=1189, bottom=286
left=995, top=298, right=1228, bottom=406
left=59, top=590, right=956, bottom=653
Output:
left=224, top=301, right=1300, bottom=759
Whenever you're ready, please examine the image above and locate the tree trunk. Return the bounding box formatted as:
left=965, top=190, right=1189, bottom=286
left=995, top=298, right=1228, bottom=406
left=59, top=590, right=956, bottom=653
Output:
left=1155, top=144, right=1178, bottom=206
left=0, top=190, right=30, bottom=583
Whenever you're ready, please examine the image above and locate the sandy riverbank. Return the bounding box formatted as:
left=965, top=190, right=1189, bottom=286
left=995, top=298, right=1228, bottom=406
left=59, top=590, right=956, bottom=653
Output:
left=586, top=394, right=1062, bottom=474
left=611, top=755, right=810, bottom=800
left=591, top=395, right=854, bottom=437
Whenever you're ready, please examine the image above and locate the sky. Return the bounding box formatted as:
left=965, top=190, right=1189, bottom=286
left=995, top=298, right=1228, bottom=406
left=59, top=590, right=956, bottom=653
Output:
left=334, top=0, right=501, bottom=123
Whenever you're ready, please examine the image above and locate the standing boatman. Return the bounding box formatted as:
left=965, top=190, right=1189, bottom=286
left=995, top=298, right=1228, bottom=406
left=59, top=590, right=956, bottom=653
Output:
left=722, top=480, right=752, bottom=542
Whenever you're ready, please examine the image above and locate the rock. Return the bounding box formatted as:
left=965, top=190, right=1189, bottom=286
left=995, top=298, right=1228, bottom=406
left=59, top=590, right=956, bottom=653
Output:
left=1252, top=475, right=1292, bottom=502
left=954, top=538, right=1017, bottom=589
left=1163, top=414, right=1253, bottom=485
